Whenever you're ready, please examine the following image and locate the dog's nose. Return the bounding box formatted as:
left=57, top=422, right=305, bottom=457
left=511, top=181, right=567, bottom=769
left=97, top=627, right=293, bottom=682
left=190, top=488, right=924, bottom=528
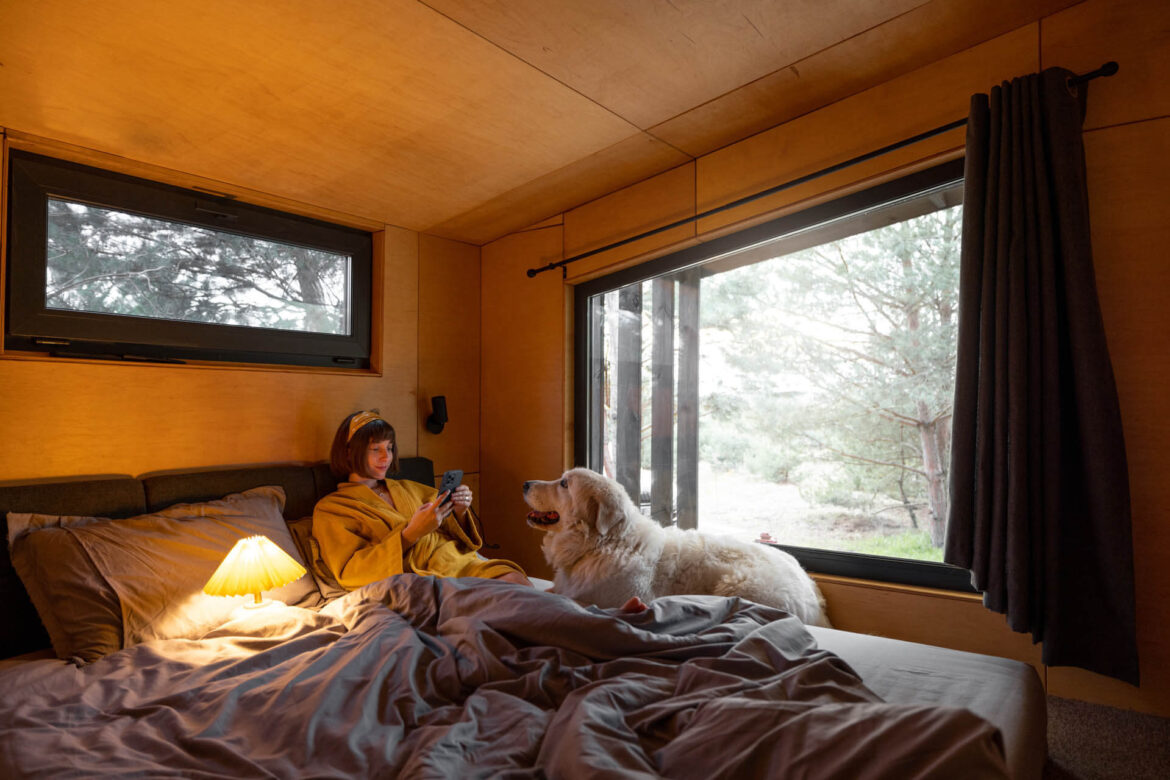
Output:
left=522, top=481, right=533, bottom=494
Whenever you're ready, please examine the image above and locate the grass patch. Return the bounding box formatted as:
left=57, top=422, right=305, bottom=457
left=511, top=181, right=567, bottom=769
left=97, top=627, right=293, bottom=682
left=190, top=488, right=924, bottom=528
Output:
left=835, top=531, right=945, bottom=562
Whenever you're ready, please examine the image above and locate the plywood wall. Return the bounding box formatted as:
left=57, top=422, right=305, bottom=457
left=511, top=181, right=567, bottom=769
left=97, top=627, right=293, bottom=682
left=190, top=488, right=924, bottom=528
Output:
left=0, top=137, right=481, bottom=489
left=480, top=224, right=568, bottom=575
left=1039, top=0, right=1170, bottom=714
left=480, top=0, right=1170, bottom=715
left=417, top=233, right=483, bottom=508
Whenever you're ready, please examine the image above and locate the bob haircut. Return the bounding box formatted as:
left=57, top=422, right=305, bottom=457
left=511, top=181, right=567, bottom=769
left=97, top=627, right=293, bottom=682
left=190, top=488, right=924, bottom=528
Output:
left=330, top=412, right=399, bottom=480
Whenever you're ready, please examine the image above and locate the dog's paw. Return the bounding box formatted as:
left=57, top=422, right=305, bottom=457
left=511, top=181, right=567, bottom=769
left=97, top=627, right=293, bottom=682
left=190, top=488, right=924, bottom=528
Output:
left=619, top=596, right=648, bottom=614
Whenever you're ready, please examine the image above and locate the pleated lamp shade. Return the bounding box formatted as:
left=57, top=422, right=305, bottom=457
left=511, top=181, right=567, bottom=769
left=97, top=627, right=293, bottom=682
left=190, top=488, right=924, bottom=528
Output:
left=203, top=535, right=307, bottom=607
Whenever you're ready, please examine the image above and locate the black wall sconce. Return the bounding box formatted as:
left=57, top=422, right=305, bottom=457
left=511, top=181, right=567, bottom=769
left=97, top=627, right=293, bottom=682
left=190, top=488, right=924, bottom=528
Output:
left=425, top=395, right=448, bottom=434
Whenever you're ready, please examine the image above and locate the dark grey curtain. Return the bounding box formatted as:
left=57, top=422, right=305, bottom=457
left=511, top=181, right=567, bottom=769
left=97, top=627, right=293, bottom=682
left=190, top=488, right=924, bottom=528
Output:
left=945, top=68, right=1139, bottom=685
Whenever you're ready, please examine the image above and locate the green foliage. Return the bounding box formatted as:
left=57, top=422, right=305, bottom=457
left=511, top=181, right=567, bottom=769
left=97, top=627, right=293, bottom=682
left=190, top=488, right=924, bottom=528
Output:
left=698, top=201, right=962, bottom=547
left=45, top=200, right=348, bottom=334
left=835, top=531, right=945, bottom=562
left=744, top=445, right=800, bottom=484
left=793, top=462, right=871, bottom=509
left=699, top=426, right=752, bottom=470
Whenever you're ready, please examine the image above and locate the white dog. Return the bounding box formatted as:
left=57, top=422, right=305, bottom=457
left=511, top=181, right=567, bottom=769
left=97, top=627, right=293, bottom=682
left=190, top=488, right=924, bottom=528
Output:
left=523, top=468, right=830, bottom=626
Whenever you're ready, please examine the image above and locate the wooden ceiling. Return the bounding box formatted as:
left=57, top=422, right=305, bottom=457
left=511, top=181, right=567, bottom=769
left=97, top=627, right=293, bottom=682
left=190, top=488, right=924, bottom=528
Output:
left=0, top=0, right=1080, bottom=245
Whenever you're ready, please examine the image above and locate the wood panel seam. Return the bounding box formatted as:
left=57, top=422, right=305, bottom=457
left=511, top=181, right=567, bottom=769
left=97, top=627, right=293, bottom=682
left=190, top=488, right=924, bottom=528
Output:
left=414, top=0, right=646, bottom=135
left=1084, top=114, right=1170, bottom=134
left=415, top=230, right=422, bottom=447
left=4, top=130, right=388, bottom=232
left=644, top=0, right=937, bottom=145
left=510, top=223, right=565, bottom=238
left=1038, top=12, right=1046, bottom=72
left=648, top=2, right=1038, bottom=160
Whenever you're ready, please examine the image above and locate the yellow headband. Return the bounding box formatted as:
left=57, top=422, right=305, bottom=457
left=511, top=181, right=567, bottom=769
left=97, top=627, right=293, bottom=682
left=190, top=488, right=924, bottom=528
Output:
left=347, top=411, right=386, bottom=442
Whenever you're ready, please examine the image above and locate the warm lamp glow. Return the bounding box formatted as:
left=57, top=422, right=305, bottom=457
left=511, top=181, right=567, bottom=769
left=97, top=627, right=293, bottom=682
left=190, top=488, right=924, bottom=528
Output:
left=203, top=535, right=307, bottom=608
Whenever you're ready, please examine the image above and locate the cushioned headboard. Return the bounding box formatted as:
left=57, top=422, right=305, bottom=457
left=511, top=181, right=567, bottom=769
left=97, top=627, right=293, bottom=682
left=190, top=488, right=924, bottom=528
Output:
left=396, top=457, right=437, bottom=486
left=0, top=477, right=147, bottom=659
left=142, top=458, right=435, bottom=521
left=142, top=463, right=321, bottom=521
left=1, top=457, right=437, bottom=658
left=310, top=456, right=436, bottom=499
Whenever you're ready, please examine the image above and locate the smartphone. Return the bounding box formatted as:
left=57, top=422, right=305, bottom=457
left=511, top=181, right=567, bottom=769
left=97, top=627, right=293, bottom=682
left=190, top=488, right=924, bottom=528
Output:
left=437, top=469, right=463, bottom=505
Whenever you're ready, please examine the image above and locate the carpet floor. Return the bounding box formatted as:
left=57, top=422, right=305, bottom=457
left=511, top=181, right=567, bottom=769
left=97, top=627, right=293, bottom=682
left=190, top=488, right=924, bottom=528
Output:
left=1043, top=696, right=1170, bottom=779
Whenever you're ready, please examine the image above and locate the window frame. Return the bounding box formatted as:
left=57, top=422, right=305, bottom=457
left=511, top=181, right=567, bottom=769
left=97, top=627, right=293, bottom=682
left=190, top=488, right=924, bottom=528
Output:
left=5, top=150, right=373, bottom=369
left=572, top=158, right=975, bottom=592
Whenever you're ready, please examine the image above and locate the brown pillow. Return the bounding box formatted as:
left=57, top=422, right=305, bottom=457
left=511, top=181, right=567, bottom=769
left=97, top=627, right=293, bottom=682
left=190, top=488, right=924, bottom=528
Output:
left=7, top=486, right=321, bottom=662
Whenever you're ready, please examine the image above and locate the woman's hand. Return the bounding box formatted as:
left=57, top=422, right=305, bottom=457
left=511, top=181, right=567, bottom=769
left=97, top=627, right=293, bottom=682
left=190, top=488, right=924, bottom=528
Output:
left=402, top=493, right=451, bottom=548
left=450, top=485, right=473, bottom=515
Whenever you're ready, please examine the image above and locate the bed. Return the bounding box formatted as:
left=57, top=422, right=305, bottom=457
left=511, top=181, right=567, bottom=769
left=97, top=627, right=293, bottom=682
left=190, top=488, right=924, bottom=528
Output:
left=0, top=459, right=1045, bottom=778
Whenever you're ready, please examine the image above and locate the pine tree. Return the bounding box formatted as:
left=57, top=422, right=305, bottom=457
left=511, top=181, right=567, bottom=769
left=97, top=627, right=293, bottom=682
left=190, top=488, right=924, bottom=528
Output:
left=45, top=200, right=348, bottom=334
left=702, top=205, right=961, bottom=547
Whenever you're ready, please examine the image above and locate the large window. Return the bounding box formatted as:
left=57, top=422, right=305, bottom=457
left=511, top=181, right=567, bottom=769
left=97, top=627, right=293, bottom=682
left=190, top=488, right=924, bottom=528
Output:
left=5, top=151, right=372, bottom=368
left=575, top=161, right=974, bottom=589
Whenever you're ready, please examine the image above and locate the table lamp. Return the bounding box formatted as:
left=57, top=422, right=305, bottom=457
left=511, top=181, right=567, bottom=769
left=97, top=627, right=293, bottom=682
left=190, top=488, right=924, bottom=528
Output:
left=203, top=535, right=307, bottom=608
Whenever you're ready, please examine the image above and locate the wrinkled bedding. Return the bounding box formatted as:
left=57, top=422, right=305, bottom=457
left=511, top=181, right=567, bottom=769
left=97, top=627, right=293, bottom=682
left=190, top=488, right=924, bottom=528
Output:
left=0, top=575, right=1007, bottom=778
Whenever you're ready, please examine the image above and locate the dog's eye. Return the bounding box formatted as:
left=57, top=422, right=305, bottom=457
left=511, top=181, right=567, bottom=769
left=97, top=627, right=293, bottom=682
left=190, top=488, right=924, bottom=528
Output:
left=560, top=478, right=568, bottom=488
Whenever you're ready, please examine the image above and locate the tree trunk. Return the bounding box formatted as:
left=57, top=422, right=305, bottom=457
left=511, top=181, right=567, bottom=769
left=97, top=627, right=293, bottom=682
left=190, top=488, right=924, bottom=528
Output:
left=897, top=430, right=920, bottom=530
left=294, top=258, right=331, bottom=333
left=904, top=240, right=949, bottom=546
left=916, top=401, right=949, bottom=547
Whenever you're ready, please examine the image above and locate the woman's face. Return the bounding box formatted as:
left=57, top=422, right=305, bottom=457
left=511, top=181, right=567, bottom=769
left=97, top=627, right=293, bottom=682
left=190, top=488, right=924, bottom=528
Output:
left=363, top=438, right=394, bottom=480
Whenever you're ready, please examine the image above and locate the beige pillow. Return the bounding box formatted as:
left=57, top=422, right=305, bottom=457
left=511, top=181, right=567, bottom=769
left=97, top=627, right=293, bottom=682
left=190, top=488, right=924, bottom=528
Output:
left=287, top=515, right=347, bottom=601
left=7, top=486, right=320, bottom=662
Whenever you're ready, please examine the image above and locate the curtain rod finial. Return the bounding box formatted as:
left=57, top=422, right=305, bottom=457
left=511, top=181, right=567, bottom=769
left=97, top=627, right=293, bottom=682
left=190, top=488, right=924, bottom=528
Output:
left=1070, top=61, right=1119, bottom=86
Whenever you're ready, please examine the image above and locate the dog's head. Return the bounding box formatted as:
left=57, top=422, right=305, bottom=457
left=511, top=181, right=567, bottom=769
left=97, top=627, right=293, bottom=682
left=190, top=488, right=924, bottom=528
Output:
left=522, top=467, right=632, bottom=539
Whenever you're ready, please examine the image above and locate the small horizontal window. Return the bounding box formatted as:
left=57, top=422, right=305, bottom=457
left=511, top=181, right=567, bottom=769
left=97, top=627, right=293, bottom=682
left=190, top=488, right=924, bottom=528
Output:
left=5, top=151, right=373, bottom=368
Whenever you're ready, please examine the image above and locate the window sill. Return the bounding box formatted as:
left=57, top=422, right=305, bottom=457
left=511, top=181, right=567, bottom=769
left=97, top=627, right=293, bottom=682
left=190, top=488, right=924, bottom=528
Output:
left=0, top=349, right=383, bottom=377
left=767, top=543, right=977, bottom=594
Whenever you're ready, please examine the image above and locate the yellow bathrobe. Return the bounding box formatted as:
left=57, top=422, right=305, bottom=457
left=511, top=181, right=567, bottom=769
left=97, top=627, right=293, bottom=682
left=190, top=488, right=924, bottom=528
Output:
left=311, top=478, right=524, bottom=590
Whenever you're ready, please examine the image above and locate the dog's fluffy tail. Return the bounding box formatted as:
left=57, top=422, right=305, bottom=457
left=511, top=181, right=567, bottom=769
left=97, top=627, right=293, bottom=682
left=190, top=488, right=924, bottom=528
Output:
left=810, top=584, right=832, bottom=627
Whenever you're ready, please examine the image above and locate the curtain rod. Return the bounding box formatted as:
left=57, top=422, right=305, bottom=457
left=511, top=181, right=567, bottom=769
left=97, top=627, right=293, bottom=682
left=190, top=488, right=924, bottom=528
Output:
left=527, top=61, right=1118, bottom=279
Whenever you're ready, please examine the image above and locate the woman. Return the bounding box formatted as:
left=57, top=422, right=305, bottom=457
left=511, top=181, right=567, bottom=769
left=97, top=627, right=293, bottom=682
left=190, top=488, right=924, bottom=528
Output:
left=312, top=410, right=531, bottom=590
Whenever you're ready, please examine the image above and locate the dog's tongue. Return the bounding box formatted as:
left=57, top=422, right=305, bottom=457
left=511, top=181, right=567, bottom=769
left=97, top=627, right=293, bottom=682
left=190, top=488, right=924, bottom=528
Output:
left=527, top=510, right=560, bottom=522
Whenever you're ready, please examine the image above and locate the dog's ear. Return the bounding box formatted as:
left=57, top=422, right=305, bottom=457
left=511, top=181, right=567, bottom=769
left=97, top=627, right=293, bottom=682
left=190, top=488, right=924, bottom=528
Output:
left=592, top=493, right=625, bottom=537
left=581, top=495, right=600, bottom=532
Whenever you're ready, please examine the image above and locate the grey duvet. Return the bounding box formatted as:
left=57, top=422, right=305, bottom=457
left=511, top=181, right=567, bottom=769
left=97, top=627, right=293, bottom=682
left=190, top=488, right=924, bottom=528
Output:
left=0, top=575, right=1007, bottom=778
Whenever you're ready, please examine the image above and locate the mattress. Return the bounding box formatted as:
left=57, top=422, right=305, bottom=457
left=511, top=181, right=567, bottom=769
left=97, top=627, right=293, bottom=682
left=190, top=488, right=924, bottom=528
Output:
left=810, top=625, right=1046, bottom=780
left=512, top=576, right=1044, bottom=778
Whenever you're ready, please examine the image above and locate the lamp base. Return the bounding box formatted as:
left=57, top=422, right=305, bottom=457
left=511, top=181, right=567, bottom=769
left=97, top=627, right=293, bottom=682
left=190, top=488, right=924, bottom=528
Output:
left=228, top=599, right=287, bottom=622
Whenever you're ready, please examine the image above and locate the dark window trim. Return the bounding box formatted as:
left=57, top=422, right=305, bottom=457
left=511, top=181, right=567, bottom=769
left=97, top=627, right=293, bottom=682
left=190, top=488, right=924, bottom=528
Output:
left=773, top=544, right=975, bottom=593
left=573, top=159, right=975, bottom=592
left=5, top=150, right=373, bottom=369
